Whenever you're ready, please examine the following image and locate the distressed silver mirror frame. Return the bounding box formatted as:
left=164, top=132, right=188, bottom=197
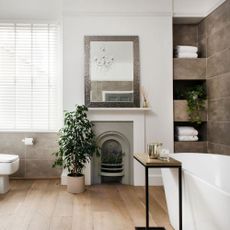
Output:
left=84, top=36, right=140, bottom=107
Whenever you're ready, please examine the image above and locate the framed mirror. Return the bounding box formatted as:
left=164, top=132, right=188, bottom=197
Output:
left=84, top=36, right=140, bottom=107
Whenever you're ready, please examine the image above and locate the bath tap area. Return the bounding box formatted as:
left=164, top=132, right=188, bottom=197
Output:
left=0, top=0, right=230, bottom=229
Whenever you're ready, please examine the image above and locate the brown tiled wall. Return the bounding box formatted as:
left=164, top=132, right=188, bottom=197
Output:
left=0, top=133, right=61, bottom=178
left=173, top=58, right=206, bottom=79
left=173, top=24, right=202, bottom=57
left=174, top=141, right=208, bottom=153
left=173, top=24, right=198, bottom=48
left=199, top=0, right=230, bottom=155
left=174, top=100, right=207, bottom=122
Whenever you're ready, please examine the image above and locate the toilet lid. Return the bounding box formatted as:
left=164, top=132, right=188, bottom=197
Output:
left=0, top=154, right=19, bottom=163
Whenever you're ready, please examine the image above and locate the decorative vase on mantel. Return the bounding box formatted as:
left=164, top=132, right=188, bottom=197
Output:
left=143, top=98, right=148, bottom=108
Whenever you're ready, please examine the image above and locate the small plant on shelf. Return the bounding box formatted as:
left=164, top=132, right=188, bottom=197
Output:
left=185, top=85, right=206, bottom=124
left=101, top=151, right=125, bottom=164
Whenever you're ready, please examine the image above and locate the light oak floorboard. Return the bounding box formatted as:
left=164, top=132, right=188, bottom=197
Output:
left=0, top=180, right=174, bottom=230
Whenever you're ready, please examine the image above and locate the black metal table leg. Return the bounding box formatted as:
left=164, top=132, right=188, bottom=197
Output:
left=179, top=166, right=182, bottom=230
left=134, top=154, right=182, bottom=230
left=146, top=166, right=149, bottom=228
left=135, top=166, right=165, bottom=230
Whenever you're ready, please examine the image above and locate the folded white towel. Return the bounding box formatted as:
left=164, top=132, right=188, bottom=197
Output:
left=176, top=126, right=195, bottom=131
left=176, top=52, right=198, bottom=58
left=176, top=127, right=198, bottom=136
left=177, top=136, right=199, bottom=141
left=176, top=45, right=198, bottom=53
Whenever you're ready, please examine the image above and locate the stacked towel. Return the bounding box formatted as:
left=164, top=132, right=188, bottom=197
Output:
left=175, top=45, right=198, bottom=58
left=176, top=126, right=199, bottom=141
left=177, top=136, right=198, bottom=141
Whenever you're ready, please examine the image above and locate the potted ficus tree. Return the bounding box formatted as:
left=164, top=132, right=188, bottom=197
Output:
left=53, top=105, right=99, bottom=193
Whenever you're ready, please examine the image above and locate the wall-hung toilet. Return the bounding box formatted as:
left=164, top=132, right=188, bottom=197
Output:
left=0, top=154, right=19, bottom=194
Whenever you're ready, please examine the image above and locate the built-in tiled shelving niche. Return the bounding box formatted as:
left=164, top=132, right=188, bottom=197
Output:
left=173, top=23, right=207, bottom=153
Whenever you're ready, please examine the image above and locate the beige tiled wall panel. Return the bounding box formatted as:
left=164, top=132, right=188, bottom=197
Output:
left=198, top=20, right=207, bottom=58
left=208, top=98, right=230, bottom=121
left=208, top=142, right=230, bottom=155
left=0, top=133, right=26, bottom=159
left=208, top=122, right=230, bottom=146
left=25, top=159, right=61, bottom=178
left=207, top=24, right=230, bottom=57
left=207, top=49, right=230, bottom=78
left=207, top=73, right=230, bottom=99
left=173, top=58, right=206, bottom=80
left=174, top=100, right=207, bottom=122
left=205, top=0, right=230, bottom=37
left=202, top=0, right=230, bottom=155
left=0, top=132, right=61, bottom=178
left=173, top=24, right=198, bottom=48
left=174, top=141, right=207, bottom=153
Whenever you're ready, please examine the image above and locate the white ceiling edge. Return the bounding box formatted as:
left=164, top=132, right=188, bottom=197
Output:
left=173, top=0, right=226, bottom=23
left=205, top=0, right=226, bottom=16
left=173, top=17, right=203, bottom=24
left=63, top=0, right=172, bottom=14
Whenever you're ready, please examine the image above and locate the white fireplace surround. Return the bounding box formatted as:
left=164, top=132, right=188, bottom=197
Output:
left=61, top=107, right=162, bottom=186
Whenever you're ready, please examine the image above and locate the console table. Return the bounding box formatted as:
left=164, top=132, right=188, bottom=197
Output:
left=134, top=153, right=182, bottom=230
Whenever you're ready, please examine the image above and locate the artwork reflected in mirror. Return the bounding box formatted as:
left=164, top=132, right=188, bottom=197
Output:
left=84, top=36, right=140, bottom=107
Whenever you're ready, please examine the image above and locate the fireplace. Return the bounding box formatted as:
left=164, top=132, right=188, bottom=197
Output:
left=100, top=139, right=124, bottom=183
left=61, top=108, right=149, bottom=186
left=91, top=122, right=133, bottom=184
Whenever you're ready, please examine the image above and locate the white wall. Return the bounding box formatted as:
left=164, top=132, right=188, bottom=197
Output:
left=63, top=0, right=172, bottom=14
left=63, top=0, right=173, bottom=185
left=0, top=0, right=62, bottom=20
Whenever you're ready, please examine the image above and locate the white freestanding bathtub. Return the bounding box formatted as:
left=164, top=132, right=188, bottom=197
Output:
left=162, top=153, right=230, bottom=230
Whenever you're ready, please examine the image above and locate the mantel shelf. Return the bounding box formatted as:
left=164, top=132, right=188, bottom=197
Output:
left=88, top=107, right=151, bottom=111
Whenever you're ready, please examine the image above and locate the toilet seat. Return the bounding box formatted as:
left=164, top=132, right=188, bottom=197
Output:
left=0, top=154, right=19, bottom=163
left=0, top=154, right=20, bottom=194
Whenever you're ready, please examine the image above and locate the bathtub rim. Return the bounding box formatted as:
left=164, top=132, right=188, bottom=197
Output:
left=182, top=168, right=230, bottom=197
left=170, top=152, right=230, bottom=195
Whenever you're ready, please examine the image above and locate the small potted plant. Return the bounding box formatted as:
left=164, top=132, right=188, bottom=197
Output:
left=185, top=85, right=206, bottom=124
left=53, top=105, right=99, bottom=193
left=175, top=84, right=206, bottom=124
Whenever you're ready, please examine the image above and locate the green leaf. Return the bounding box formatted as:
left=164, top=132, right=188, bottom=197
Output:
left=52, top=104, right=100, bottom=176
left=185, top=85, right=206, bottom=124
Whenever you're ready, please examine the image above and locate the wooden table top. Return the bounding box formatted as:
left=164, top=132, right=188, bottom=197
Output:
left=134, top=153, right=181, bottom=167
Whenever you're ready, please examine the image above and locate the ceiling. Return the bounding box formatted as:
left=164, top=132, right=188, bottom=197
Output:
left=173, top=0, right=226, bottom=22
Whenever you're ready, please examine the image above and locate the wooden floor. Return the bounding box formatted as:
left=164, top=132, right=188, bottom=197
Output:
left=0, top=180, right=174, bottom=230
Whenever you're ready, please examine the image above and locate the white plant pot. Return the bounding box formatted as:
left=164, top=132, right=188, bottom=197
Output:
left=67, top=174, right=85, bottom=194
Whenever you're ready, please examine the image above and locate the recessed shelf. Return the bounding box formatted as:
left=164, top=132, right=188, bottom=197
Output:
left=174, top=121, right=207, bottom=142
left=174, top=100, right=207, bottom=122
left=173, top=80, right=206, bottom=99
left=173, top=58, right=206, bottom=80
left=174, top=141, right=207, bottom=153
